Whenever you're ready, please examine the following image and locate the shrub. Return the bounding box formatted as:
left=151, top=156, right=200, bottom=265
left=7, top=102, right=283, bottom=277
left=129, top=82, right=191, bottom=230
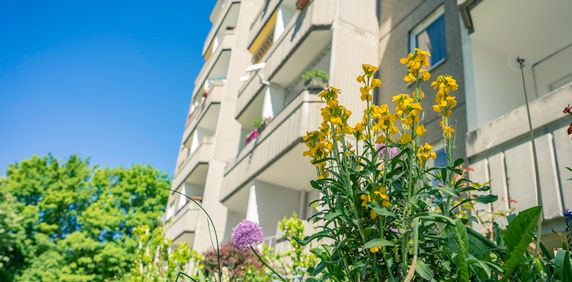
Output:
left=203, top=242, right=263, bottom=280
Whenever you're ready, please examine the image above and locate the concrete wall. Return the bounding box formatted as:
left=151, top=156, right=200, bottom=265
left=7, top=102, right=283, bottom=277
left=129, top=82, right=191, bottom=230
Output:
left=245, top=180, right=302, bottom=237
left=467, top=84, right=572, bottom=239
left=377, top=0, right=467, bottom=158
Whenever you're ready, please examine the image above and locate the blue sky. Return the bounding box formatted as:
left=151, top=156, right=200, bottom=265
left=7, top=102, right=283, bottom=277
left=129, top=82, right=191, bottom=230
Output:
left=0, top=1, right=215, bottom=176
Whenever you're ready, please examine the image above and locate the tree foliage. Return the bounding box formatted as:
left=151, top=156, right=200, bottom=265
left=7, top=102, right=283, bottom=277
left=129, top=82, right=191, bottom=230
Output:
left=128, top=225, right=194, bottom=282
left=0, top=155, right=170, bottom=281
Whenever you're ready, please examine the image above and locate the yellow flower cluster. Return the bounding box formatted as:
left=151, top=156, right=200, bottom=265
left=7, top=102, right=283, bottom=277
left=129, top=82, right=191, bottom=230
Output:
left=431, top=75, right=458, bottom=116
left=417, top=143, right=437, bottom=166
left=392, top=93, right=423, bottom=130
left=360, top=185, right=391, bottom=220
left=431, top=75, right=458, bottom=139
left=356, top=64, right=381, bottom=102
left=400, top=48, right=431, bottom=83
left=302, top=126, right=332, bottom=178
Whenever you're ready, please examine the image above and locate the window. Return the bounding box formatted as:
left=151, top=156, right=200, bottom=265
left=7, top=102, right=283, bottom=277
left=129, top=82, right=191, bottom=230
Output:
left=433, top=146, right=448, bottom=168
left=431, top=144, right=448, bottom=186
left=410, top=6, right=446, bottom=68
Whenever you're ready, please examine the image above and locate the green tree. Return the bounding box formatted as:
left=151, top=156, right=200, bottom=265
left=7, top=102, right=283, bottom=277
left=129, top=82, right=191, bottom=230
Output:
left=128, top=225, right=194, bottom=282
left=0, top=155, right=170, bottom=281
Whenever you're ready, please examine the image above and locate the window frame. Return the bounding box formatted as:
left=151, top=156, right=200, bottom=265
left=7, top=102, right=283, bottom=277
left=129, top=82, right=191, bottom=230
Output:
left=409, top=5, right=447, bottom=71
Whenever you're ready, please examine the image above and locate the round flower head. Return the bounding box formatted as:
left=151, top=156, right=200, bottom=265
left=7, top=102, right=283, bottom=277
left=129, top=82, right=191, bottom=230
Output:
left=232, top=220, right=264, bottom=250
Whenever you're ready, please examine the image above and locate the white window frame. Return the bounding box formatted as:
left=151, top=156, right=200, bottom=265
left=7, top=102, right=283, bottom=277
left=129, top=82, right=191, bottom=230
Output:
left=409, top=5, right=446, bottom=70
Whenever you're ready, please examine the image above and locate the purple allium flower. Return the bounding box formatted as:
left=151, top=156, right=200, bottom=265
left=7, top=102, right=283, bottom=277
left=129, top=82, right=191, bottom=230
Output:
left=376, top=144, right=399, bottom=159
left=232, top=220, right=264, bottom=250
left=564, top=209, right=572, bottom=223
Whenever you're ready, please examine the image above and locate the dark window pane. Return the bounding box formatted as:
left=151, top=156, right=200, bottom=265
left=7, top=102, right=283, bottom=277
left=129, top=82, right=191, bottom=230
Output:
left=416, top=15, right=446, bottom=67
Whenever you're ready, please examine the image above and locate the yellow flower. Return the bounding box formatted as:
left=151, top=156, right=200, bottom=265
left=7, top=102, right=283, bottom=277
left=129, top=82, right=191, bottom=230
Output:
left=362, top=64, right=378, bottom=76
left=417, top=143, right=437, bottom=166
left=360, top=86, right=372, bottom=102
left=398, top=133, right=412, bottom=145
left=371, top=78, right=382, bottom=88
left=443, top=125, right=455, bottom=139
left=356, top=74, right=365, bottom=83
left=381, top=201, right=391, bottom=208
left=370, top=209, right=378, bottom=220
left=421, top=70, right=431, bottom=81
left=375, top=135, right=387, bottom=144
left=360, top=194, right=371, bottom=207
left=404, top=73, right=416, bottom=83
left=370, top=247, right=380, bottom=253
left=414, top=125, right=426, bottom=136
left=446, top=96, right=457, bottom=109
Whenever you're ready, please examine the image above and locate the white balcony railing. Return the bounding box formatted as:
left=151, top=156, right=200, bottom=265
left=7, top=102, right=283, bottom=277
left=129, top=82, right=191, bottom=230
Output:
left=467, top=83, right=572, bottom=225
left=164, top=202, right=201, bottom=244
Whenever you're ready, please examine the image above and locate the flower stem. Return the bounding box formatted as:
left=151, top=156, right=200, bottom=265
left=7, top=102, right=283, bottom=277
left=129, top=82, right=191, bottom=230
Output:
left=251, top=246, right=288, bottom=282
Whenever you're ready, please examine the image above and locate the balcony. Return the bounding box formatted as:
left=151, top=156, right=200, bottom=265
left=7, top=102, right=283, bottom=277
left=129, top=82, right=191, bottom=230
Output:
left=467, top=84, right=572, bottom=230
left=236, top=0, right=334, bottom=119
left=164, top=202, right=201, bottom=246
left=173, top=137, right=214, bottom=191
left=221, top=90, right=322, bottom=202
left=183, top=80, right=225, bottom=143
left=203, top=0, right=240, bottom=60
left=194, top=30, right=234, bottom=93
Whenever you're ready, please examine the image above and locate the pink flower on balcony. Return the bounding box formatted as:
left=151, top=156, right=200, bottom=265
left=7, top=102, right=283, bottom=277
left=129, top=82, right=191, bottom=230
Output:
left=245, top=129, right=260, bottom=144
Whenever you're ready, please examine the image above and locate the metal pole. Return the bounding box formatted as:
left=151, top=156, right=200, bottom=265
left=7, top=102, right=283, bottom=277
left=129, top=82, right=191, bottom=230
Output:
left=516, top=57, right=543, bottom=207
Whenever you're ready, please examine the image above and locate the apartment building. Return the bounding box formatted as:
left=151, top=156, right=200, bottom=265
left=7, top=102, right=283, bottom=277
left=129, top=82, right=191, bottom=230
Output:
left=165, top=0, right=572, bottom=252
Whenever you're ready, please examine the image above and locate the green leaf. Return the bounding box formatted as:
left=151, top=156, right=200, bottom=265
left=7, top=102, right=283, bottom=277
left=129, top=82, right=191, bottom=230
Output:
left=554, top=249, right=572, bottom=281
left=415, top=259, right=434, bottom=280
left=295, top=230, right=333, bottom=246
left=324, top=211, right=342, bottom=221
left=474, top=194, right=498, bottom=204
left=467, top=256, right=491, bottom=278
left=501, top=206, right=542, bottom=281
left=455, top=220, right=469, bottom=282
left=367, top=202, right=396, bottom=218
left=363, top=238, right=394, bottom=249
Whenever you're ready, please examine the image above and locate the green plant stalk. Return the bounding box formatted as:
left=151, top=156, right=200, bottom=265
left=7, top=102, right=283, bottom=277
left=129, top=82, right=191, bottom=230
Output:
left=251, top=247, right=288, bottom=282
left=163, top=187, right=222, bottom=282
left=329, top=125, right=353, bottom=279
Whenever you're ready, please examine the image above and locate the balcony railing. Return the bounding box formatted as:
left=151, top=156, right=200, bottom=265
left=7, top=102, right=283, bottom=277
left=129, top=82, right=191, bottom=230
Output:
left=236, top=0, right=334, bottom=119
left=176, top=136, right=215, bottom=174
left=182, top=80, right=225, bottom=143
left=467, top=83, right=572, bottom=223
left=194, top=30, right=235, bottom=91
left=164, top=201, right=201, bottom=245
left=221, top=90, right=322, bottom=201
left=173, top=139, right=215, bottom=191
left=203, top=0, right=240, bottom=58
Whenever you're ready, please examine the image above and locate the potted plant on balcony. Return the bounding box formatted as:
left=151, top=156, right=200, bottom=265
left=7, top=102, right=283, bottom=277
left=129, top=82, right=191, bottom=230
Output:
left=302, top=69, right=329, bottom=92
left=253, top=117, right=266, bottom=132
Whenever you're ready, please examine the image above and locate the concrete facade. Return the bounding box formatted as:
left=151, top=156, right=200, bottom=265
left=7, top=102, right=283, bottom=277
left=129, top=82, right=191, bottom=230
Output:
left=165, top=0, right=572, bottom=252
